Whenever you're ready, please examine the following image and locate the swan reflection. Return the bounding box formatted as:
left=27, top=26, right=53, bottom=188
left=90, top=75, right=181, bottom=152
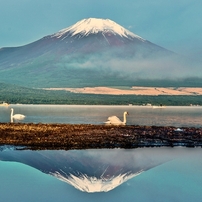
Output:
left=0, top=148, right=173, bottom=193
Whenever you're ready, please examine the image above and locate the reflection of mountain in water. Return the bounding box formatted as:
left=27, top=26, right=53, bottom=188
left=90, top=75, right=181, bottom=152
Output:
left=0, top=147, right=173, bottom=193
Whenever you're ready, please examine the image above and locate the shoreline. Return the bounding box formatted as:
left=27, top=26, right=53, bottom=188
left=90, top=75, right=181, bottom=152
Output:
left=0, top=123, right=202, bottom=150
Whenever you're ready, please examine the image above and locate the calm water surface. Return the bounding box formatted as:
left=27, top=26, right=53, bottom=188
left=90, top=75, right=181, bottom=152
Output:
left=0, top=147, right=202, bottom=202
left=0, top=105, right=202, bottom=201
left=0, top=104, right=202, bottom=127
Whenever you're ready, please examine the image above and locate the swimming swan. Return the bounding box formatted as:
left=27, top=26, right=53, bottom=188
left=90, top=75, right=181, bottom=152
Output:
left=105, top=111, right=129, bottom=125
left=11, top=108, right=26, bottom=121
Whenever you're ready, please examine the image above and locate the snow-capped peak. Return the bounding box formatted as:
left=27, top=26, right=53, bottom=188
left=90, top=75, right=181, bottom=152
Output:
left=52, top=18, right=145, bottom=41
left=50, top=170, right=143, bottom=193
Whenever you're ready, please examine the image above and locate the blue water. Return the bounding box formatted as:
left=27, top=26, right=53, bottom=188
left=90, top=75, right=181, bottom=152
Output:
left=1, top=105, right=202, bottom=201
left=0, top=104, right=202, bottom=127
left=0, top=147, right=202, bottom=202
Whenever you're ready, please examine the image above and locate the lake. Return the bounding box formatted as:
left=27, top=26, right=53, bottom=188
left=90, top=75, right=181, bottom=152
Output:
left=0, top=104, right=202, bottom=127
left=0, top=104, right=202, bottom=201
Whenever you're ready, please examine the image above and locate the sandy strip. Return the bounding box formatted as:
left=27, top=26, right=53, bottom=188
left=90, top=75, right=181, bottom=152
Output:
left=43, top=87, right=202, bottom=95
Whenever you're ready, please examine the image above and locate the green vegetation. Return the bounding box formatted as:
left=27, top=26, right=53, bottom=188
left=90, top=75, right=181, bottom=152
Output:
left=0, top=82, right=202, bottom=105
left=1, top=52, right=202, bottom=89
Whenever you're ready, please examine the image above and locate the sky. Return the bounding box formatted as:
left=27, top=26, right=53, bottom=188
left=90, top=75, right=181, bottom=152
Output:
left=0, top=0, right=202, bottom=59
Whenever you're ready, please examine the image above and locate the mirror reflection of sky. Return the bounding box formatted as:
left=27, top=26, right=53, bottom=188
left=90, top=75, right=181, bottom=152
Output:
left=1, top=147, right=202, bottom=202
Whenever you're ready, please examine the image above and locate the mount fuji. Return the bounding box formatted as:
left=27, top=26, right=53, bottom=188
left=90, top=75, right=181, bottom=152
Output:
left=0, top=18, right=174, bottom=87
left=0, top=148, right=173, bottom=193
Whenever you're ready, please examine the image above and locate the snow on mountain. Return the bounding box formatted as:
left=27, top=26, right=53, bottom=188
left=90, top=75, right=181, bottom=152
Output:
left=51, top=170, right=143, bottom=193
left=0, top=149, right=174, bottom=193
left=0, top=18, right=174, bottom=88
left=52, top=18, right=145, bottom=42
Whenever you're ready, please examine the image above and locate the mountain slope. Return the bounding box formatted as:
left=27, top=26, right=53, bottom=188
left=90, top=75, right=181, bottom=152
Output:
left=0, top=18, right=184, bottom=88
left=0, top=148, right=172, bottom=192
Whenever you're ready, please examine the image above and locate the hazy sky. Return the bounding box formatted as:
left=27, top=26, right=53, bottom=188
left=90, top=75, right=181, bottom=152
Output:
left=0, top=0, right=201, bottom=58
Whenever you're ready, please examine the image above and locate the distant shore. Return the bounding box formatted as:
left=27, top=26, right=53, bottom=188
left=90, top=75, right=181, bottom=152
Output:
left=43, top=86, right=202, bottom=95
left=2, top=84, right=202, bottom=105
left=0, top=123, right=201, bottom=150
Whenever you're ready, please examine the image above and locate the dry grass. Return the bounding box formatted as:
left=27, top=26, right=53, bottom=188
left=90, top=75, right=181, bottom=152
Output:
left=0, top=123, right=202, bottom=150
left=43, top=87, right=202, bottom=95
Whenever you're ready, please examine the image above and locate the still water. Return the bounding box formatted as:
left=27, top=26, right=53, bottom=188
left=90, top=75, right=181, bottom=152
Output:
left=0, top=104, right=202, bottom=127
left=0, top=105, right=202, bottom=201
left=0, top=147, right=202, bottom=202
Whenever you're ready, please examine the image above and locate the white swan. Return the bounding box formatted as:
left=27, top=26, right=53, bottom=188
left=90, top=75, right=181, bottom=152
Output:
left=105, top=111, right=129, bottom=125
left=11, top=108, right=26, bottom=121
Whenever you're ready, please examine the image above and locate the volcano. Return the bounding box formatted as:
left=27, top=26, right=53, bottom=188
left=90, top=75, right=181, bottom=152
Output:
left=0, top=18, right=172, bottom=87
left=0, top=147, right=173, bottom=193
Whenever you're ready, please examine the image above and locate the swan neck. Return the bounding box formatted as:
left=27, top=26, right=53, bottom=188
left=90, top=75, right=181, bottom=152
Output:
left=11, top=109, right=13, bottom=117
left=123, top=113, right=127, bottom=124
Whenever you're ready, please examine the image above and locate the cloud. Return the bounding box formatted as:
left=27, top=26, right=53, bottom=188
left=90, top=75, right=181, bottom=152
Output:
left=67, top=52, right=202, bottom=81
